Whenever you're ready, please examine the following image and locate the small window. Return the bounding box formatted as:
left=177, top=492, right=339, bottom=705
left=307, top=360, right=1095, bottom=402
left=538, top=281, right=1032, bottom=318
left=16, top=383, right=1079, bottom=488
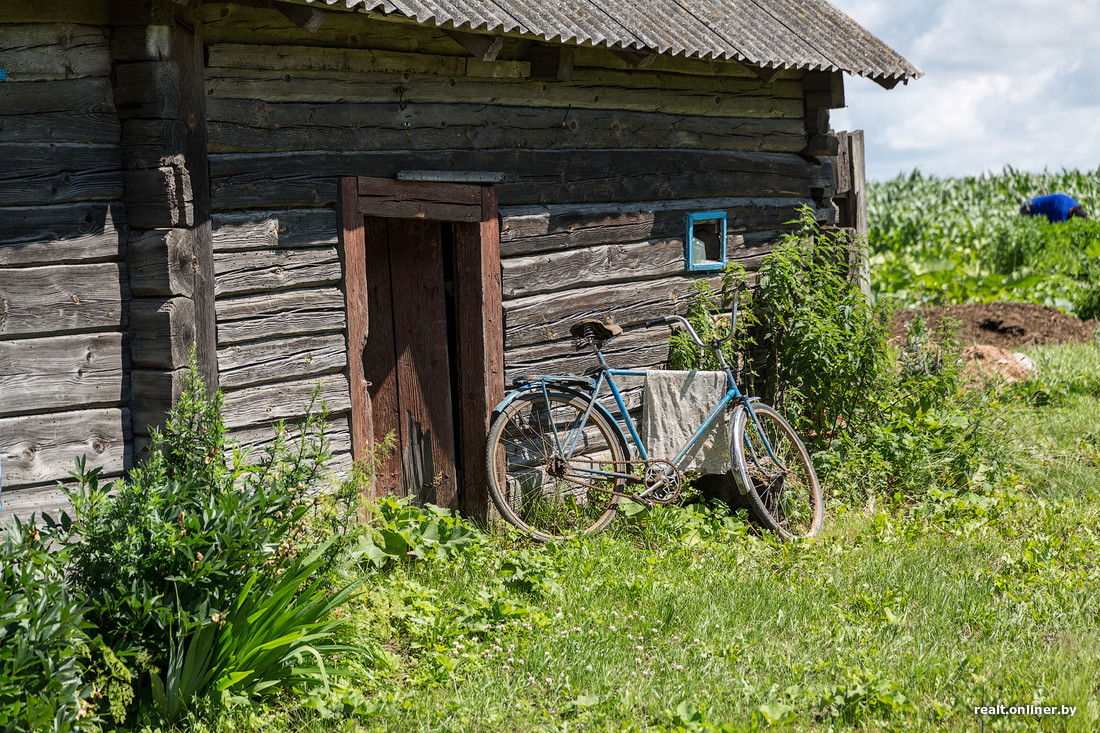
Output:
left=685, top=211, right=727, bottom=271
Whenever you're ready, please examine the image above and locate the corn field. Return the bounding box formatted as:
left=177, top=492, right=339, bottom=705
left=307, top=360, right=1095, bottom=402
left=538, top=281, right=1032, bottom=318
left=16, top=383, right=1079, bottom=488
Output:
left=867, top=167, right=1100, bottom=317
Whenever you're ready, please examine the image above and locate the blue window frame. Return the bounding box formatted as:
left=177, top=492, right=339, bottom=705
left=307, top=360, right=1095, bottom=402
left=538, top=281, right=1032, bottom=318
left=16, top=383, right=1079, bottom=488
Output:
left=685, top=211, right=727, bottom=271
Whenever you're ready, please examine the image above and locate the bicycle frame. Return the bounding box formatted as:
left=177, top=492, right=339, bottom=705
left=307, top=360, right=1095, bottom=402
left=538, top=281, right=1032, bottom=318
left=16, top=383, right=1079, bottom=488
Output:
left=507, top=339, right=780, bottom=490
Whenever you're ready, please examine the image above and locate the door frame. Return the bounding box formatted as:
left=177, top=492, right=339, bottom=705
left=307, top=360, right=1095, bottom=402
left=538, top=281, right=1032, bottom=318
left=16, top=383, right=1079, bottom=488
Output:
left=337, top=176, right=503, bottom=520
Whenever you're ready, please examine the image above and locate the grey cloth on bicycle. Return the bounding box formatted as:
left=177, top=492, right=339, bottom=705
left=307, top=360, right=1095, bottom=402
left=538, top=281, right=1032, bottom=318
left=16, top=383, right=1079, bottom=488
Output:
left=640, top=370, right=730, bottom=473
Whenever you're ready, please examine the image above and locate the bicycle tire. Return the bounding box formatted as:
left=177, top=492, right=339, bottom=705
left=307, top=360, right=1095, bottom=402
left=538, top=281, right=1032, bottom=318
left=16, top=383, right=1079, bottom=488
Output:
left=485, top=387, right=627, bottom=541
left=731, top=403, right=823, bottom=540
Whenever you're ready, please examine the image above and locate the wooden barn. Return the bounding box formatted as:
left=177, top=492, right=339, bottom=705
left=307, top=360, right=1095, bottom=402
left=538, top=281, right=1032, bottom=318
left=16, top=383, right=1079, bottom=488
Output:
left=0, top=0, right=919, bottom=522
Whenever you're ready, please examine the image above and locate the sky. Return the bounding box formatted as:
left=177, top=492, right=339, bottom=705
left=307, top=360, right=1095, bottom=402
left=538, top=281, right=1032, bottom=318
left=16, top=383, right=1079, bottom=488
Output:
left=827, top=0, right=1100, bottom=181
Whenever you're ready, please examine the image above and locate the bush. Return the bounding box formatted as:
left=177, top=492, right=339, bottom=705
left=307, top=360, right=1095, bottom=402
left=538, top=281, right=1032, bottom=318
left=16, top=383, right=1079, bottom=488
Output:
left=668, top=208, right=1001, bottom=506
left=56, top=355, right=368, bottom=725
left=0, top=518, right=93, bottom=733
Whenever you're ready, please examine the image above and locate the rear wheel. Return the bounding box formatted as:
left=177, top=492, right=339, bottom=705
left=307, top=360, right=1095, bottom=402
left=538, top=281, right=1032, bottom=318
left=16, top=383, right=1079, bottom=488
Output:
left=486, top=388, right=627, bottom=541
left=731, top=403, right=823, bottom=539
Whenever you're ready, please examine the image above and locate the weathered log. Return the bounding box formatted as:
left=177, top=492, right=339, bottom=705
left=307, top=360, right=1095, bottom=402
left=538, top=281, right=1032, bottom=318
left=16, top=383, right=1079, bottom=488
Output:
left=804, top=133, right=839, bottom=157
left=0, top=143, right=122, bottom=206
left=211, top=207, right=338, bottom=251
left=498, top=196, right=809, bottom=255
left=129, top=367, right=183, bottom=436
left=0, top=332, right=128, bottom=417
left=0, top=202, right=127, bottom=266
left=217, top=332, right=347, bottom=390
left=0, top=77, right=116, bottom=116
left=127, top=228, right=195, bottom=297
left=0, top=484, right=74, bottom=523
left=271, top=1, right=327, bottom=33
left=0, top=0, right=109, bottom=24
left=204, top=69, right=804, bottom=120
left=572, top=45, right=758, bottom=79
left=120, top=118, right=189, bottom=171
left=207, top=149, right=817, bottom=210
left=215, top=286, right=346, bottom=345
left=221, top=372, right=351, bottom=430
left=0, top=23, right=111, bottom=81
left=213, top=247, right=342, bottom=298
left=201, top=2, right=460, bottom=55
left=229, top=414, right=351, bottom=461
left=205, top=99, right=806, bottom=154
left=0, top=407, right=131, bottom=488
left=113, top=61, right=181, bottom=119
left=502, top=273, right=724, bottom=348
left=124, top=163, right=193, bottom=229
left=129, top=297, right=196, bottom=369
left=207, top=43, right=528, bottom=79
left=501, top=237, right=686, bottom=299
left=0, top=112, right=119, bottom=145
left=0, top=262, right=127, bottom=338
left=504, top=328, right=669, bottom=384
left=804, top=70, right=845, bottom=110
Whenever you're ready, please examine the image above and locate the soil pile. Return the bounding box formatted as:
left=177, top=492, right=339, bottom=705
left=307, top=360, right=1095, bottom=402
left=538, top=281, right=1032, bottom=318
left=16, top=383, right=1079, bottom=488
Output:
left=891, top=302, right=1098, bottom=349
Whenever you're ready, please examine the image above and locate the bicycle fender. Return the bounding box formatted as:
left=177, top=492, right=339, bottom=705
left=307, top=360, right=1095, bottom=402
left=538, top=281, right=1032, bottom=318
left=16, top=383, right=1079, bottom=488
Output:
left=728, top=405, right=751, bottom=495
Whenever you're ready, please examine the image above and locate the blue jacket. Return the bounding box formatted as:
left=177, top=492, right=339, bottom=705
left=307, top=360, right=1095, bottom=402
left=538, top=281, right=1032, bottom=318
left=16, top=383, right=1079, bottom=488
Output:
left=1021, top=193, right=1081, bottom=223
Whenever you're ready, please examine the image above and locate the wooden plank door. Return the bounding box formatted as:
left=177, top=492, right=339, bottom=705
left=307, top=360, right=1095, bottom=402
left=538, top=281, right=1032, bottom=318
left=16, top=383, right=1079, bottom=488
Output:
left=339, top=176, right=503, bottom=521
left=362, top=217, right=456, bottom=507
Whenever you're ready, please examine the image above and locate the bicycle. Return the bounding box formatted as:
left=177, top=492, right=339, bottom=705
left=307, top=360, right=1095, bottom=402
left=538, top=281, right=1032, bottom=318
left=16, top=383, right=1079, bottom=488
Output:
left=484, top=291, right=824, bottom=542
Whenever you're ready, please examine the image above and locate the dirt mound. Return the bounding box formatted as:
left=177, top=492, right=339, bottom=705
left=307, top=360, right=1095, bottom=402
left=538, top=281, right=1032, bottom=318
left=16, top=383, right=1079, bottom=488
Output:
left=891, top=302, right=1098, bottom=349
left=961, top=344, right=1033, bottom=386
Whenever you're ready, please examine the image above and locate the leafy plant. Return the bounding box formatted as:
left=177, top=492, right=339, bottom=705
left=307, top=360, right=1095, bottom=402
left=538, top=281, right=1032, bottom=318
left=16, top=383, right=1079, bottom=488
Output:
left=146, top=543, right=370, bottom=724
left=55, top=354, right=359, bottom=725
left=0, top=517, right=93, bottom=733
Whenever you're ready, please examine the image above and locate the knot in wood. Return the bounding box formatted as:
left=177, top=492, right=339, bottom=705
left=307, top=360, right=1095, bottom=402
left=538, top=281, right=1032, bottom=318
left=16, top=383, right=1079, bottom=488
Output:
left=93, top=440, right=106, bottom=454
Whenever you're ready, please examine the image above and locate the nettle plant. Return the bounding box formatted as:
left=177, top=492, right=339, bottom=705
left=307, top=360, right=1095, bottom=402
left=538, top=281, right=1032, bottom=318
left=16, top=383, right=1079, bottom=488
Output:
left=671, top=206, right=895, bottom=448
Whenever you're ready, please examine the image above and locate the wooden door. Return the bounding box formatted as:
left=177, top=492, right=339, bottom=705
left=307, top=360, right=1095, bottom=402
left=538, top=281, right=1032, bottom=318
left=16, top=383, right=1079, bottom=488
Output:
left=339, top=176, right=503, bottom=520
left=361, top=217, right=456, bottom=506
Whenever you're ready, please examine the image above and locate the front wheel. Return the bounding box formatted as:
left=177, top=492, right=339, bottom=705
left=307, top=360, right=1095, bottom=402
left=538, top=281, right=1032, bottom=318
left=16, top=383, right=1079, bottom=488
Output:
left=731, top=404, right=823, bottom=540
left=485, top=388, right=628, bottom=541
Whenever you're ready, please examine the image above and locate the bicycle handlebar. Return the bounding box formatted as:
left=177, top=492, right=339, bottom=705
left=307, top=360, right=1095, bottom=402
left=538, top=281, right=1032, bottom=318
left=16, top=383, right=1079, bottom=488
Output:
left=644, top=314, right=707, bottom=347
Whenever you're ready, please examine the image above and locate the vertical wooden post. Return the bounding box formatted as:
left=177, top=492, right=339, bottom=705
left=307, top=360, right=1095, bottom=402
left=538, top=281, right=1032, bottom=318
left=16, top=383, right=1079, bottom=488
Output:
left=453, top=186, right=503, bottom=523
left=171, top=7, right=217, bottom=392
left=338, top=177, right=374, bottom=479
left=847, top=131, right=870, bottom=300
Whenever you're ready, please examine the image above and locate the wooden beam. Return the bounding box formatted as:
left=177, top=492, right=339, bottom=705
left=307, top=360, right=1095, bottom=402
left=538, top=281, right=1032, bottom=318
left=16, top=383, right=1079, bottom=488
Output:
left=270, top=0, right=327, bottom=33
left=338, top=177, right=374, bottom=478
left=610, top=48, right=656, bottom=69
left=0, top=333, right=129, bottom=418
left=129, top=297, right=196, bottom=370
left=444, top=29, right=503, bottom=62
left=128, top=228, right=195, bottom=297
left=748, top=64, right=783, bottom=84
left=529, top=44, right=575, bottom=81
left=804, top=70, right=845, bottom=109
left=0, top=408, right=131, bottom=489
left=453, top=186, right=503, bottom=522
left=356, top=176, right=488, bottom=222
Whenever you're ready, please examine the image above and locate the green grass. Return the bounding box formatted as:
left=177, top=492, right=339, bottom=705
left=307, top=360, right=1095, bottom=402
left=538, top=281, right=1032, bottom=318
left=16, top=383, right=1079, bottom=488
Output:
left=174, top=344, right=1100, bottom=733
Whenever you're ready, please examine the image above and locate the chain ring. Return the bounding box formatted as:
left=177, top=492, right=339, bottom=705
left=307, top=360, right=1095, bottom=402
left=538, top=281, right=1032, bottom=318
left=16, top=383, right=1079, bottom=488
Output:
left=642, top=459, right=683, bottom=504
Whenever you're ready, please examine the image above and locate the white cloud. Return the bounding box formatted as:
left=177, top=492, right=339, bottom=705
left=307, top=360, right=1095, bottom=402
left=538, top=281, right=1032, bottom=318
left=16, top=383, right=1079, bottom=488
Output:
left=829, top=0, right=1100, bottom=180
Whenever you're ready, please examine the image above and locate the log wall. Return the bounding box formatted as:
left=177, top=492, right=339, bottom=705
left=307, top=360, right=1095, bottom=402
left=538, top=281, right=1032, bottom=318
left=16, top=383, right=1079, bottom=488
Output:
left=0, top=0, right=131, bottom=521
left=199, top=1, right=841, bottom=472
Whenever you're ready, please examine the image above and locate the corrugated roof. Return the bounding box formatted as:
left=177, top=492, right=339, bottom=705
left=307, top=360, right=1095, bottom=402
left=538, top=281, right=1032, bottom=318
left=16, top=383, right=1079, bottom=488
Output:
left=305, top=0, right=921, bottom=85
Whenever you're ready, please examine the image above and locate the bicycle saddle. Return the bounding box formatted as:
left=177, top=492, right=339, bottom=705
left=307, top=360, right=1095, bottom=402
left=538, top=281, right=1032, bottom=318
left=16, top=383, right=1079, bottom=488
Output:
left=569, top=319, right=623, bottom=340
